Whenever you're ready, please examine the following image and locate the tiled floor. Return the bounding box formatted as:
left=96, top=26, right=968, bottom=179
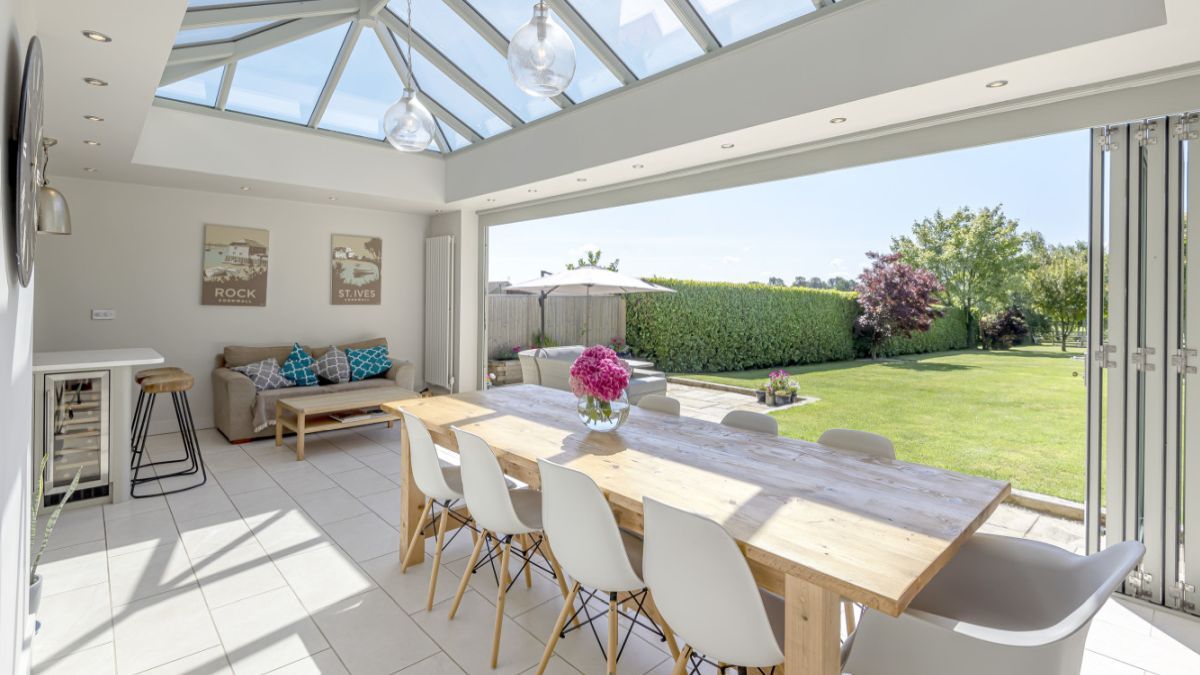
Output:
left=32, top=421, right=1200, bottom=674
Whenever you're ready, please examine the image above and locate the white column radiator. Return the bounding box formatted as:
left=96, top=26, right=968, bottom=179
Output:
left=424, top=235, right=454, bottom=390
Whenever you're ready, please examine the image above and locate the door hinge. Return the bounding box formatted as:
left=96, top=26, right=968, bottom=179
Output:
left=1174, top=113, right=1200, bottom=141
left=1128, top=569, right=1155, bottom=600
left=1136, top=121, right=1159, bottom=147
left=1132, top=347, right=1156, bottom=372
left=1094, top=343, right=1117, bottom=368
left=1099, top=126, right=1120, bottom=152
left=1170, top=349, right=1197, bottom=374
left=1167, top=582, right=1197, bottom=612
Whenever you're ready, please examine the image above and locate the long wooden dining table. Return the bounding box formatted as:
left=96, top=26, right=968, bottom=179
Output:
left=383, top=385, right=1010, bottom=674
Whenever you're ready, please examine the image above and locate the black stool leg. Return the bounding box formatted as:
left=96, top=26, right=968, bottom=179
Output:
left=132, top=389, right=207, bottom=498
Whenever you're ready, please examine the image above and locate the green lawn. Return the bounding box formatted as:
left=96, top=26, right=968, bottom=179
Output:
left=680, top=345, right=1088, bottom=502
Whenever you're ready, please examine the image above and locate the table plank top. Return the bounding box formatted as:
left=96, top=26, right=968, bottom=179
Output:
left=279, top=387, right=413, bottom=414
left=384, top=384, right=1009, bottom=616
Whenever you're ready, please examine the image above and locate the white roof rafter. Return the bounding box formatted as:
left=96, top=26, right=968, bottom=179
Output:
left=372, top=21, right=473, bottom=146
left=662, top=0, right=720, bottom=52
left=309, top=19, right=364, bottom=128
left=545, top=0, right=637, bottom=85
left=181, top=0, right=359, bottom=29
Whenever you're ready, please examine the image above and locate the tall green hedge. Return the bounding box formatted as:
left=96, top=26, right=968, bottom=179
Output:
left=626, top=278, right=970, bottom=372
left=626, top=279, right=858, bottom=372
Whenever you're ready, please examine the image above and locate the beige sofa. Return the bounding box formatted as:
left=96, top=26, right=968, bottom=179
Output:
left=213, top=337, right=417, bottom=443
left=517, top=346, right=667, bottom=404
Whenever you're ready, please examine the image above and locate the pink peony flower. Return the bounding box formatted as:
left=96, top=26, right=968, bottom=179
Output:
left=569, top=345, right=630, bottom=402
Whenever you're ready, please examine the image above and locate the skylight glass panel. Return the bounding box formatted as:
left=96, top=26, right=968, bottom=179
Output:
left=689, top=0, right=815, bottom=45
left=568, top=0, right=703, bottom=77
left=390, top=30, right=510, bottom=139
left=465, top=0, right=620, bottom=102
left=317, top=30, right=402, bottom=140
left=439, top=120, right=471, bottom=151
left=174, top=21, right=273, bottom=47
left=156, top=66, right=224, bottom=106
left=226, top=23, right=349, bottom=125
left=387, top=0, right=557, bottom=123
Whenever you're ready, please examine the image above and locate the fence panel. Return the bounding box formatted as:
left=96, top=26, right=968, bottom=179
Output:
left=487, top=294, right=625, bottom=359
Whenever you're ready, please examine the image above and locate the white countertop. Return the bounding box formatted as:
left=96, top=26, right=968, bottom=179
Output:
left=33, top=348, right=165, bottom=372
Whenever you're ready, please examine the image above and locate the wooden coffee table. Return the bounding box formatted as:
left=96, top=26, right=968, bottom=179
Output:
left=275, top=388, right=412, bottom=460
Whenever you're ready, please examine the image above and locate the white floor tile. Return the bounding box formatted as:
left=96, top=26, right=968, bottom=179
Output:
left=274, top=465, right=339, bottom=497
left=514, top=595, right=667, bottom=675
left=205, top=449, right=259, bottom=474
left=360, top=553, right=461, bottom=614
left=215, top=465, right=278, bottom=495
left=1081, top=650, right=1145, bottom=674
left=321, top=512, right=399, bottom=562
left=103, top=495, right=168, bottom=522
left=192, top=542, right=289, bottom=609
left=178, top=509, right=257, bottom=560
left=244, top=505, right=330, bottom=559
left=107, top=541, right=198, bottom=605
left=37, top=539, right=109, bottom=597
left=112, top=586, right=221, bottom=674
left=414, top=590, right=546, bottom=675
left=519, top=655, right=580, bottom=675
left=399, top=651, right=468, bottom=675
left=354, top=453, right=401, bottom=478
left=328, top=468, right=395, bottom=498
left=106, top=508, right=180, bottom=557
left=357, top=489, right=401, bottom=527
left=313, top=589, right=439, bottom=674
left=444, top=544, right=566, bottom=619
left=139, top=646, right=233, bottom=675
left=38, top=504, right=105, bottom=552
left=292, top=487, right=370, bottom=525
left=32, top=582, right=113, bottom=668
left=32, top=641, right=116, bottom=675
left=273, top=543, right=377, bottom=613
left=210, top=586, right=329, bottom=675
left=302, top=449, right=366, bottom=476
left=167, top=484, right=238, bottom=524
left=265, top=649, right=349, bottom=674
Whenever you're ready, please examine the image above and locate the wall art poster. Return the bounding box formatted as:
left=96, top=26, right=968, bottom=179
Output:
left=202, top=224, right=269, bottom=306
left=331, top=234, right=382, bottom=305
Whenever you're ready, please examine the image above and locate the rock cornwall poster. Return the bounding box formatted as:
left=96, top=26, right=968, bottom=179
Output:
left=331, top=234, right=381, bottom=305
left=202, top=224, right=269, bottom=306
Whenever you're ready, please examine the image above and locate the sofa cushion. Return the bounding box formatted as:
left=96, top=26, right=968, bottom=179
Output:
left=347, top=344, right=391, bottom=381
left=280, top=343, right=319, bottom=386
left=314, top=346, right=351, bottom=384
left=224, top=338, right=389, bottom=368
left=231, top=358, right=293, bottom=391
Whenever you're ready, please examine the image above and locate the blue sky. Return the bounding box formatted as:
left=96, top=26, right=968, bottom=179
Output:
left=488, top=130, right=1090, bottom=284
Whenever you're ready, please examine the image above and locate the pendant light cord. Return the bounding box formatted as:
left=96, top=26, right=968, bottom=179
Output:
left=405, top=0, right=414, bottom=91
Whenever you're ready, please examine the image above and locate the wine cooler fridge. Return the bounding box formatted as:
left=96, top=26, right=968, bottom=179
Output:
left=42, top=370, right=110, bottom=503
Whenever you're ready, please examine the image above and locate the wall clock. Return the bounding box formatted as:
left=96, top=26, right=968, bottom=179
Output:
left=13, top=36, right=43, bottom=288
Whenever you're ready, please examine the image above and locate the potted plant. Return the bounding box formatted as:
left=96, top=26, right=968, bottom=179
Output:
left=764, top=370, right=797, bottom=406
left=30, top=453, right=82, bottom=623
left=570, top=346, right=631, bottom=432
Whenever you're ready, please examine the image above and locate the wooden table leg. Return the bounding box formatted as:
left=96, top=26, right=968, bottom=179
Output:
left=295, top=413, right=306, bottom=461
left=398, top=418, right=427, bottom=566
left=275, top=402, right=283, bottom=447
left=784, top=575, right=839, bottom=675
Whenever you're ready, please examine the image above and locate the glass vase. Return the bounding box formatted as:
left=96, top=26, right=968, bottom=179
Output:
left=577, top=391, right=630, bottom=432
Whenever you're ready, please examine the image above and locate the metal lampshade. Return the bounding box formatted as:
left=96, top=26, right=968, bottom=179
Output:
left=37, top=184, right=71, bottom=235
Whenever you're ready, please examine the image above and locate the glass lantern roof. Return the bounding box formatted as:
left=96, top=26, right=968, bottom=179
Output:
left=159, top=0, right=841, bottom=153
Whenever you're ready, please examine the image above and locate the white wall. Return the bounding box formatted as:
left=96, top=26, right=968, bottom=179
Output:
left=2, top=2, right=40, bottom=672
left=34, top=178, right=429, bottom=433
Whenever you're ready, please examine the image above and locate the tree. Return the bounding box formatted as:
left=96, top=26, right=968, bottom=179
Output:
left=566, top=249, right=619, bottom=271
left=892, top=205, right=1028, bottom=344
left=854, top=252, right=944, bottom=359
left=363, top=237, right=382, bottom=261
left=1027, top=242, right=1088, bottom=351
left=768, top=276, right=786, bottom=286
left=827, top=276, right=855, bottom=292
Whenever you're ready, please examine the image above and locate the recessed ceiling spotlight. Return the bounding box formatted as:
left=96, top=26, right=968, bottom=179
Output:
left=486, top=198, right=496, bottom=202
left=829, top=117, right=847, bottom=124
left=82, top=167, right=96, bottom=173
left=720, top=143, right=735, bottom=149
left=83, top=114, right=104, bottom=122
left=83, top=140, right=101, bottom=146
left=576, top=177, right=587, bottom=182
left=239, top=186, right=251, bottom=191
left=83, top=77, right=108, bottom=87
left=632, top=163, right=644, bottom=169
left=82, top=30, right=112, bottom=43
left=986, top=79, right=1008, bottom=89
left=327, top=196, right=337, bottom=201
left=528, top=188, right=538, bottom=193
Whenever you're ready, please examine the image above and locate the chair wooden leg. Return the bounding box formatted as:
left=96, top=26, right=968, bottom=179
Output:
left=426, top=504, right=452, bottom=611
left=643, top=591, right=680, bottom=659
left=491, top=537, right=514, bottom=669
left=535, top=581, right=580, bottom=675
left=402, top=497, right=434, bottom=573
left=607, top=593, right=619, bottom=675
left=449, top=529, right=488, bottom=620
left=538, top=533, right=578, bottom=627
left=521, top=534, right=533, bottom=588
left=842, top=598, right=857, bottom=634
left=669, top=646, right=692, bottom=675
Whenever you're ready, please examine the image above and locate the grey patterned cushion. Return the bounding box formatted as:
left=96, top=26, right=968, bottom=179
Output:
left=314, top=346, right=351, bottom=384
left=231, top=358, right=293, bottom=391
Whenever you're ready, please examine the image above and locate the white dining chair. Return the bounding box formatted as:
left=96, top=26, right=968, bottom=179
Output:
left=818, top=428, right=895, bottom=460
left=448, top=427, right=570, bottom=669
left=638, top=394, right=680, bottom=416
left=535, top=460, right=680, bottom=675
left=721, top=410, right=778, bottom=435
left=816, top=427, right=896, bottom=633
left=842, top=534, right=1146, bottom=675
left=643, top=496, right=784, bottom=673
left=398, top=412, right=479, bottom=611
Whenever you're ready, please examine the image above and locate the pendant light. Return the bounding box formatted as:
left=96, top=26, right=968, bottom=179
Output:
left=383, top=0, right=436, bottom=152
left=36, top=138, right=70, bottom=235
left=508, top=1, right=575, bottom=97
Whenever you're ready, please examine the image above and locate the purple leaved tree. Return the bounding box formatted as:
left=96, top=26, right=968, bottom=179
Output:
left=854, top=252, right=944, bottom=359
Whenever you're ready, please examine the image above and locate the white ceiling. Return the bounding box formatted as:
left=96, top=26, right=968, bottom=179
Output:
left=36, top=0, right=1200, bottom=216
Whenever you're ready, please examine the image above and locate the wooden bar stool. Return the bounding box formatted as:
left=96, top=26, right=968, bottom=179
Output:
left=131, top=367, right=184, bottom=470
left=130, top=371, right=207, bottom=498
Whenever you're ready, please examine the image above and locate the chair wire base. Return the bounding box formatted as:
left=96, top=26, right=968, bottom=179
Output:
left=557, top=587, right=667, bottom=665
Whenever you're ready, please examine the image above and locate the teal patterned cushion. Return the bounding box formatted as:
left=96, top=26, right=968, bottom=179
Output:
left=347, top=345, right=390, bottom=381
left=280, top=343, right=318, bottom=386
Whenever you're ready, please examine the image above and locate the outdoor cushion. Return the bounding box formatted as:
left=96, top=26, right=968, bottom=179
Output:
left=280, top=343, right=319, bottom=386
left=231, top=358, right=293, bottom=392
left=347, top=344, right=390, bottom=381
left=314, top=345, right=351, bottom=384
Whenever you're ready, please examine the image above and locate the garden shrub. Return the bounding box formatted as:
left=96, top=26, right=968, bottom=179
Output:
left=873, top=306, right=969, bottom=357
left=626, top=279, right=859, bottom=372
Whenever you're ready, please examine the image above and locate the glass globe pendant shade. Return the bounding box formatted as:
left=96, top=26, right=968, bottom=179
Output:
left=508, top=2, right=575, bottom=97
left=383, top=88, right=435, bottom=152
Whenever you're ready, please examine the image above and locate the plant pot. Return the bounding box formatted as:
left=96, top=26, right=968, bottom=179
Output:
left=29, top=574, right=42, bottom=618
left=756, top=390, right=766, bottom=403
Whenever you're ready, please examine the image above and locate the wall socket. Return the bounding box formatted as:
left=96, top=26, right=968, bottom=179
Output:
left=91, top=309, right=116, bottom=320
